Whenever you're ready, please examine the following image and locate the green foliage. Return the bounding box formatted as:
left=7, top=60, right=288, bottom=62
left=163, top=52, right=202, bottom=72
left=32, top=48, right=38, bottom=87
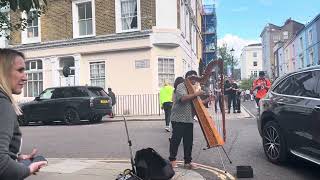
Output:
left=0, top=0, right=47, bottom=39
left=240, top=76, right=255, bottom=90
left=218, top=45, right=238, bottom=76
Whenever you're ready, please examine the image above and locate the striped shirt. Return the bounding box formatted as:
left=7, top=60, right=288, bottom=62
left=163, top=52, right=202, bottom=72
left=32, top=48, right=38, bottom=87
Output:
left=170, top=83, right=195, bottom=124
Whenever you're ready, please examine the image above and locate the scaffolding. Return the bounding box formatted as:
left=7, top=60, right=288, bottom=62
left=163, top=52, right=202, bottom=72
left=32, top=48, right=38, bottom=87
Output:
left=202, top=4, right=217, bottom=65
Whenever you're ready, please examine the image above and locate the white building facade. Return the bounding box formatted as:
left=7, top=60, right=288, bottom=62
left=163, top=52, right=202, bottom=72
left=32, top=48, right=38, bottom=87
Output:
left=240, top=43, right=263, bottom=79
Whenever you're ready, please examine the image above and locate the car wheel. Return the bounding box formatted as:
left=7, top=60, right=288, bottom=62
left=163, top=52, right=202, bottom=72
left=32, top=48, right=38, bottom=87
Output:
left=64, top=108, right=80, bottom=125
left=89, top=114, right=102, bottom=123
left=18, top=115, right=28, bottom=126
left=262, top=121, right=288, bottom=164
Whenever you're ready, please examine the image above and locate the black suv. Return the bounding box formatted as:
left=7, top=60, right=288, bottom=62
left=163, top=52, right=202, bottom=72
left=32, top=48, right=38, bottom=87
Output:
left=258, top=66, right=320, bottom=165
left=18, top=86, right=112, bottom=125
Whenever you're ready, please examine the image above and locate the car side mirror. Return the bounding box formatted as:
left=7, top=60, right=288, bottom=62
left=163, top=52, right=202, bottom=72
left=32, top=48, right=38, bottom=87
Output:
left=35, top=96, right=40, bottom=101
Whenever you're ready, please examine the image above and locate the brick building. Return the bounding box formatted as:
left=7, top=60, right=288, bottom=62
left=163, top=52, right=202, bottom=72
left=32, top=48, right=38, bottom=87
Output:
left=9, top=0, right=203, bottom=102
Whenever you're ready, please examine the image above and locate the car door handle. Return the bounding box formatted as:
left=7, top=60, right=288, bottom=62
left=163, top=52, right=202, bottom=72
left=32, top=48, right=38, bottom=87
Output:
left=314, top=106, right=320, bottom=111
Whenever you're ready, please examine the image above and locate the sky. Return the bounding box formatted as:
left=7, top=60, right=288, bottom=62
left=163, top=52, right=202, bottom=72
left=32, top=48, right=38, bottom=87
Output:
left=203, top=0, right=320, bottom=59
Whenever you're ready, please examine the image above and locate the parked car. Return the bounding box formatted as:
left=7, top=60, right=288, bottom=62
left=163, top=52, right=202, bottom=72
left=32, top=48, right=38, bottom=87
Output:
left=18, top=86, right=112, bottom=125
left=258, top=66, right=320, bottom=165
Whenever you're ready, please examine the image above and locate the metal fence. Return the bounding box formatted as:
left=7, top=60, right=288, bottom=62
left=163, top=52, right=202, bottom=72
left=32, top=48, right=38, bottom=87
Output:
left=15, top=94, right=162, bottom=116
left=114, top=94, right=161, bottom=116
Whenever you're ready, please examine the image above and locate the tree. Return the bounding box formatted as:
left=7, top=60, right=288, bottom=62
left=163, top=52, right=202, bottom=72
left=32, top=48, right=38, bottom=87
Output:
left=218, top=44, right=238, bottom=77
left=0, top=0, right=47, bottom=39
left=239, top=76, right=255, bottom=90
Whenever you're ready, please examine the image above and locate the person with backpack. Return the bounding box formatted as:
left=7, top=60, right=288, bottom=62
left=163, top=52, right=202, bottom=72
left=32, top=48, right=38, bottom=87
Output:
left=252, top=71, right=271, bottom=109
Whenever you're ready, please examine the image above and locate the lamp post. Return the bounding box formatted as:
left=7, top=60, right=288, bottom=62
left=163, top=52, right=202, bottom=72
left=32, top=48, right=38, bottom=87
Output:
left=230, top=48, right=235, bottom=79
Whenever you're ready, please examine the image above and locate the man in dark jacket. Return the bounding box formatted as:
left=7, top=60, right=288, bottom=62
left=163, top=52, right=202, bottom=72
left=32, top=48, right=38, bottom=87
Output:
left=108, top=88, right=116, bottom=118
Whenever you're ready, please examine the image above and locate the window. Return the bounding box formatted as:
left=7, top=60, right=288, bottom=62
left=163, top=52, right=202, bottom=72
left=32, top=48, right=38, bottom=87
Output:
left=90, top=62, right=105, bottom=88
left=24, top=60, right=43, bottom=97
left=72, top=0, right=95, bottom=38
left=21, top=10, right=41, bottom=43
left=274, top=71, right=320, bottom=98
left=309, top=51, right=314, bottom=65
left=283, top=31, right=288, bottom=40
left=299, top=37, right=303, bottom=50
left=78, top=2, right=92, bottom=36
left=27, top=11, right=39, bottom=38
left=254, top=71, right=258, bottom=77
left=116, top=0, right=140, bottom=33
left=308, top=29, right=313, bottom=46
left=39, top=88, right=54, bottom=100
left=253, top=61, right=257, bottom=66
left=180, top=0, right=185, bottom=36
left=253, top=52, right=257, bottom=57
left=158, top=58, right=175, bottom=87
left=273, top=76, right=294, bottom=95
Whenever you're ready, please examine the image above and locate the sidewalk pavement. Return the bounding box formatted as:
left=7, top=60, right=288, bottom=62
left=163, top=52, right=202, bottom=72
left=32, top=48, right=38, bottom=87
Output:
left=30, top=159, right=206, bottom=180
left=30, top=106, right=249, bottom=180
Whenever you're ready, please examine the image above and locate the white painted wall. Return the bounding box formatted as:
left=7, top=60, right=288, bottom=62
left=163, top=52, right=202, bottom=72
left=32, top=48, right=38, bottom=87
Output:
left=241, top=45, right=263, bottom=79
left=156, top=0, right=177, bottom=28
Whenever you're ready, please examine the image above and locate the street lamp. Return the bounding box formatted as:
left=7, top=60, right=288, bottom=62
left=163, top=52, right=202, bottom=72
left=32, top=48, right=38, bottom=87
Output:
left=230, top=48, right=235, bottom=79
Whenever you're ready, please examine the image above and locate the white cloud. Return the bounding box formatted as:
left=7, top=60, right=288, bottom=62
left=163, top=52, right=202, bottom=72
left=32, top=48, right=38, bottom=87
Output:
left=218, top=34, right=259, bottom=61
left=231, top=6, right=249, bottom=12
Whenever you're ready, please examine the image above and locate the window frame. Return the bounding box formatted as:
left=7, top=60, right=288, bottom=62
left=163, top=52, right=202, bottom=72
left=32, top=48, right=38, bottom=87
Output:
left=21, top=10, right=41, bottom=44
left=24, top=59, right=43, bottom=97
left=158, top=57, right=175, bottom=87
left=90, top=61, right=106, bottom=89
left=115, top=0, right=141, bottom=33
left=72, top=0, right=96, bottom=38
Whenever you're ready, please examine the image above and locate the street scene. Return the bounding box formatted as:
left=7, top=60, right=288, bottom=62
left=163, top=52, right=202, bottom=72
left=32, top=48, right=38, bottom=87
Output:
left=0, top=0, right=320, bottom=180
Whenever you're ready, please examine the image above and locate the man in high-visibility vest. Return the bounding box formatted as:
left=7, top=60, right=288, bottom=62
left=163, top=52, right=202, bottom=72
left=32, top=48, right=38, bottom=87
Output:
left=252, top=71, right=271, bottom=108
left=160, top=81, right=174, bottom=132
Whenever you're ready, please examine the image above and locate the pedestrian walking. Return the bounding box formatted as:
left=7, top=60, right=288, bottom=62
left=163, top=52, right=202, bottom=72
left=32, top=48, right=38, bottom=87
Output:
left=252, top=71, right=271, bottom=109
left=108, top=88, right=116, bottom=118
left=0, top=49, right=47, bottom=180
left=169, top=70, right=208, bottom=170
left=160, top=81, right=174, bottom=132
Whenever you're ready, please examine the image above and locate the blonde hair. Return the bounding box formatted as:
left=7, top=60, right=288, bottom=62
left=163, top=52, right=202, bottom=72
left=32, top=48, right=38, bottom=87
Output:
left=0, top=49, right=25, bottom=115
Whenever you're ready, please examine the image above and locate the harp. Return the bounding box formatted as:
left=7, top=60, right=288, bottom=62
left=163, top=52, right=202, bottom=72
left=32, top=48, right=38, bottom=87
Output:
left=185, top=60, right=226, bottom=148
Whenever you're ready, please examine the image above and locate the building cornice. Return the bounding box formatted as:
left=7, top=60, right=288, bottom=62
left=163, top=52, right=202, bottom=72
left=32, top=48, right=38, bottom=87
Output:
left=10, top=30, right=152, bottom=51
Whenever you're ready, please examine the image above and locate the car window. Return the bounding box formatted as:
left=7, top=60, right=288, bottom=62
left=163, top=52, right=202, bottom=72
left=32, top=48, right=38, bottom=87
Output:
left=51, top=88, right=64, bottom=99
left=67, top=87, right=89, bottom=97
left=87, top=87, right=108, bottom=97
left=274, top=70, right=320, bottom=98
left=39, top=89, right=54, bottom=99
left=273, top=76, right=294, bottom=95
left=292, top=71, right=320, bottom=98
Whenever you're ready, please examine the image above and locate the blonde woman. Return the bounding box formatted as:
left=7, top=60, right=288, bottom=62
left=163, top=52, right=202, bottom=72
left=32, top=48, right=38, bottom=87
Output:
left=0, top=49, right=47, bottom=179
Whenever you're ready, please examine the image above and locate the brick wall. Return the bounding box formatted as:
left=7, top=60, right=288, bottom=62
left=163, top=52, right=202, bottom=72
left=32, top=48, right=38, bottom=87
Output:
left=41, top=0, right=73, bottom=42
left=141, top=0, right=156, bottom=30
left=10, top=0, right=156, bottom=44
left=96, top=0, right=115, bottom=35
left=9, top=11, right=21, bottom=45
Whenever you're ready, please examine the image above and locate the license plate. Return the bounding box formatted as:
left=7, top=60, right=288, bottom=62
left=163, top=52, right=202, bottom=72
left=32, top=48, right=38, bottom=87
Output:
left=100, top=100, right=108, bottom=104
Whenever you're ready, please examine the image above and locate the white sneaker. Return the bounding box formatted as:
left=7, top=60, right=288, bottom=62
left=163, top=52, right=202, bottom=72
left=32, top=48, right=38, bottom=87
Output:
left=165, top=126, right=170, bottom=132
